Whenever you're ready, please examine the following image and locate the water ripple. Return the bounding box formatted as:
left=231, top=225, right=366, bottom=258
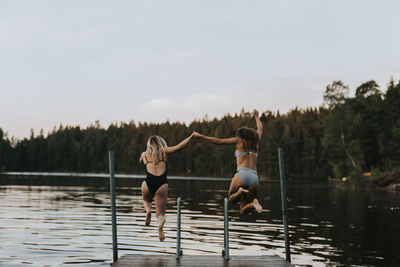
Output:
left=0, top=179, right=399, bottom=266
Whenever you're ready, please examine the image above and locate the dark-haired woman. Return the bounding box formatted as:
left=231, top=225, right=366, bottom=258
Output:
left=139, top=134, right=193, bottom=241
left=193, top=110, right=263, bottom=215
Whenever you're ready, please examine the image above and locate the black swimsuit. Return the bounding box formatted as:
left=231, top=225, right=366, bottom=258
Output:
left=144, top=155, right=168, bottom=196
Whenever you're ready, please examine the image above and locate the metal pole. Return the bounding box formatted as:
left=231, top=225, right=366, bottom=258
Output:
left=222, top=197, right=230, bottom=260
left=278, top=148, right=291, bottom=263
left=176, top=197, right=183, bottom=259
left=109, top=151, right=118, bottom=263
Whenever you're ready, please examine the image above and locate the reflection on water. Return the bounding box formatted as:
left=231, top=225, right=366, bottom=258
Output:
left=0, top=176, right=399, bottom=266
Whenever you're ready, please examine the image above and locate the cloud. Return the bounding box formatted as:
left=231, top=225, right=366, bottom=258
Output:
left=137, top=93, right=236, bottom=123
left=146, top=98, right=174, bottom=108
left=0, top=106, right=56, bottom=121
left=136, top=85, right=318, bottom=124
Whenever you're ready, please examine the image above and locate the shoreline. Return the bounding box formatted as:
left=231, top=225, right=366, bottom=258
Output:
left=327, top=169, right=400, bottom=191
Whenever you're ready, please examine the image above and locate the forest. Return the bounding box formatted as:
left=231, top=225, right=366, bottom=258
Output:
left=1, top=78, right=399, bottom=183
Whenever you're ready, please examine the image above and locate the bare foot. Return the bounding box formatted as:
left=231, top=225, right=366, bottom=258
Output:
left=158, top=227, right=165, bottom=242
left=252, top=199, right=263, bottom=213
left=145, top=211, right=151, bottom=226
left=238, top=187, right=249, bottom=194
left=158, top=216, right=166, bottom=242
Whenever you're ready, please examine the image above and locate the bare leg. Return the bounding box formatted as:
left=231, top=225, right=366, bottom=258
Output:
left=154, top=183, right=168, bottom=242
left=228, top=174, right=247, bottom=204
left=141, top=181, right=152, bottom=226
left=241, top=198, right=263, bottom=215
left=240, top=184, right=262, bottom=215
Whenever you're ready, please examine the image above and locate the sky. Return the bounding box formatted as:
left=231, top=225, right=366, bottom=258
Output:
left=1, top=0, right=399, bottom=139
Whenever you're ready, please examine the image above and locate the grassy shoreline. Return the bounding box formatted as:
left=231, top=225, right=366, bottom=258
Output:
left=329, top=169, right=400, bottom=190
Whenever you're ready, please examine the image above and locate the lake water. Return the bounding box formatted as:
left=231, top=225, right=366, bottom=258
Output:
left=0, top=175, right=399, bottom=266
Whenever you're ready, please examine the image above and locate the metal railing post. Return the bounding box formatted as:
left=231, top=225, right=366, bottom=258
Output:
left=278, top=148, right=291, bottom=263
left=176, top=197, right=183, bottom=259
left=222, top=197, right=230, bottom=260
left=109, top=151, right=118, bottom=262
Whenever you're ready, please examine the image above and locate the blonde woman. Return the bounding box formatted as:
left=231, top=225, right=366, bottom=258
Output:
left=139, top=134, right=193, bottom=241
left=194, top=110, right=263, bottom=215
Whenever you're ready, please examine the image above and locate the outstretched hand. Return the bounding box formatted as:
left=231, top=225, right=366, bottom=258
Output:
left=252, top=109, right=259, bottom=118
left=192, top=131, right=201, bottom=138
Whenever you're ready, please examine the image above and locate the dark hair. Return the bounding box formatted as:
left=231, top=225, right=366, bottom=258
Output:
left=236, top=126, right=258, bottom=151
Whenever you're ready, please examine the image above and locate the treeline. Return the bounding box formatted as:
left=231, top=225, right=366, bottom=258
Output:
left=322, top=79, right=400, bottom=183
left=0, top=78, right=399, bottom=181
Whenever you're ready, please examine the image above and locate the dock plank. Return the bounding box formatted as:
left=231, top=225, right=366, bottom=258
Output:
left=111, top=255, right=291, bottom=267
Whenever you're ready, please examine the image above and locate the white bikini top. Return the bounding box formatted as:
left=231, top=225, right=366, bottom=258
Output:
left=234, top=151, right=258, bottom=158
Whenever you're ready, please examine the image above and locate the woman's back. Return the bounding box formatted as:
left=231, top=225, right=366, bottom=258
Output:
left=142, top=152, right=167, bottom=176
left=235, top=138, right=258, bottom=170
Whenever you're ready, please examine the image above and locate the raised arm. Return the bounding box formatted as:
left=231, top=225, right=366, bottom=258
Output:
left=253, top=109, right=263, bottom=139
left=139, top=152, right=145, bottom=164
left=164, top=133, right=194, bottom=154
left=193, top=132, right=238, bottom=145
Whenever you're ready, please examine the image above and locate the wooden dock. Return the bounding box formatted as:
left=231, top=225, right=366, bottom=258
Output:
left=111, top=255, right=292, bottom=267
left=106, top=151, right=293, bottom=267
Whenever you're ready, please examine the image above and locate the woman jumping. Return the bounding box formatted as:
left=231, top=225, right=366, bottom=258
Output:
left=139, top=134, right=193, bottom=241
left=194, top=110, right=263, bottom=215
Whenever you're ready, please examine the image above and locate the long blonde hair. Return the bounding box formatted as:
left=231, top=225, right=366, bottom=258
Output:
left=146, top=135, right=167, bottom=163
